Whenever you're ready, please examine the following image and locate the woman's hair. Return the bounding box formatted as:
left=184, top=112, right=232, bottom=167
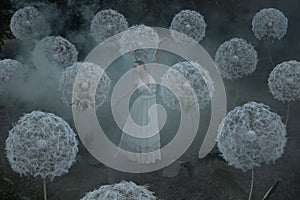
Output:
left=134, top=60, right=144, bottom=65
left=134, top=60, right=146, bottom=70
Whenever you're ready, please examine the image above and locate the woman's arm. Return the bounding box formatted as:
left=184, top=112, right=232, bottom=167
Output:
left=150, top=37, right=167, bottom=76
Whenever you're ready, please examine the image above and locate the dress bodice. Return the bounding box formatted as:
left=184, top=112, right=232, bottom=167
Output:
left=137, top=74, right=156, bottom=96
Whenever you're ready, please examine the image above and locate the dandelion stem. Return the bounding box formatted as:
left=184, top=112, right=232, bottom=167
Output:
left=233, top=83, right=239, bottom=107
left=43, top=179, right=47, bottom=200
left=285, top=102, right=290, bottom=127
left=248, top=167, right=254, bottom=200
left=266, top=43, right=274, bottom=66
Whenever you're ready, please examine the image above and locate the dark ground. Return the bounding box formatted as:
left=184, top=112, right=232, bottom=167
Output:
left=0, top=0, right=300, bottom=199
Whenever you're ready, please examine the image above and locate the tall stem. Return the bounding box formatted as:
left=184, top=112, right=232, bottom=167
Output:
left=265, top=41, right=274, bottom=66
left=285, top=102, right=290, bottom=127
left=43, top=179, right=47, bottom=200
left=248, top=168, right=254, bottom=200
left=233, top=83, right=239, bottom=107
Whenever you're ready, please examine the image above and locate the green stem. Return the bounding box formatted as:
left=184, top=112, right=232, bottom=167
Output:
left=285, top=102, right=290, bottom=127
left=233, top=83, right=239, bottom=107
left=266, top=44, right=274, bottom=66
left=43, top=179, right=47, bottom=200
left=248, top=168, right=254, bottom=200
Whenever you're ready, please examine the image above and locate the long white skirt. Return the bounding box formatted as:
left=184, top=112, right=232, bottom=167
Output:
left=114, top=94, right=161, bottom=164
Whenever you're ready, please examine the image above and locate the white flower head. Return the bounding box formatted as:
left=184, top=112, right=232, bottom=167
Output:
left=33, top=36, right=78, bottom=68
left=215, top=38, right=258, bottom=80
left=58, top=62, right=111, bottom=110
left=170, top=9, right=207, bottom=44
left=119, top=24, right=159, bottom=63
left=217, top=102, right=287, bottom=172
left=5, top=111, right=79, bottom=181
left=252, top=8, right=288, bottom=40
left=0, top=59, right=22, bottom=85
left=268, top=60, right=300, bottom=102
left=81, top=180, right=157, bottom=200
left=91, top=9, right=128, bottom=43
left=160, top=61, right=214, bottom=111
left=10, top=6, right=50, bottom=40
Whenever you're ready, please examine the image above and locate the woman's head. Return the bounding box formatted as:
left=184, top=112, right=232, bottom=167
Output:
left=133, top=60, right=146, bottom=72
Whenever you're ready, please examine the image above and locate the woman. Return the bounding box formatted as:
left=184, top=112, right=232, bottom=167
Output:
left=113, top=39, right=165, bottom=164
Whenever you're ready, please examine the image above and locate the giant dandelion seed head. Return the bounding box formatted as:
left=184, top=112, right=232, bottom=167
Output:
left=10, top=6, right=50, bottom=40
left=252, top=8, right=288, bottom=40
left=33, top=36, right=78, bottom=68
left=5, top=111, right=79, bottom=181
left=217, top=102, right=287, bottom=172
left=58, top=62, right=111, bottom=110
left=119, top=24, right=159, bottom=63
left=170, top=9, right=207, bottom=44
left=91, top=9, right=128, bottom=43
left=268, top=60, right=300, bottom=102
left=214, top=38, right=258, bottom=80
left=80, top=180, right=157, bottom=200
left=160, top=61, right=214, bottom=111
left=0, top=59, right=22, bottom=84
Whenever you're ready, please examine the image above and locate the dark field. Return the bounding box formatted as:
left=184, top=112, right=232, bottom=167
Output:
left=0, top=0, right=299, bottom=199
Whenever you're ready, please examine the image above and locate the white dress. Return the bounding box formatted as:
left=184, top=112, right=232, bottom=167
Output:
left=114, top=74, right=161, bottom=164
